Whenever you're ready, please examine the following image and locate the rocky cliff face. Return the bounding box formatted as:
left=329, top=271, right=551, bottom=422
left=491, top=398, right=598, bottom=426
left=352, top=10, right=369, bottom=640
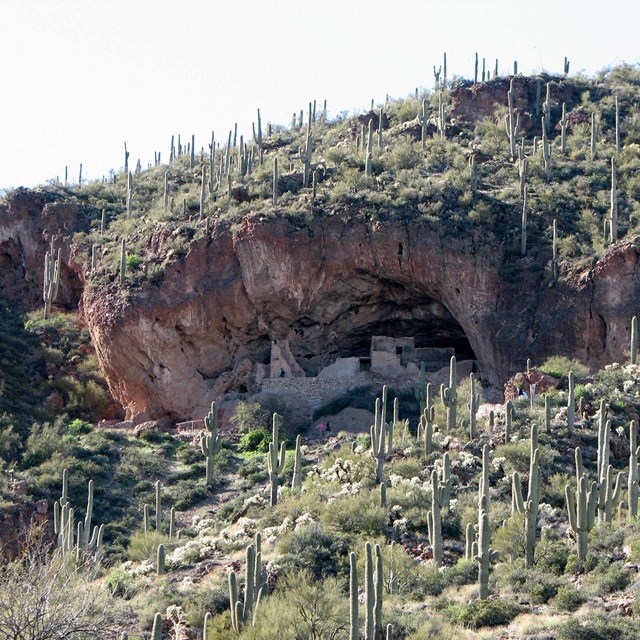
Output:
left=78, top=214, right=640, bottom=422
left=1, top=71, right=638, bottom=424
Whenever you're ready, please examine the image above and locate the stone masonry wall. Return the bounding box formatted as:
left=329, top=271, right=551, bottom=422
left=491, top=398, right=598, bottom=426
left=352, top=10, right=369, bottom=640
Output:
left=261, top=373, right=373, bottom=412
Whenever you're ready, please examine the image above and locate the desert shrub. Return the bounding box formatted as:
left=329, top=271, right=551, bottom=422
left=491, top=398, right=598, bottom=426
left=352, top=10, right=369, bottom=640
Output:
left=183, top=586, right=230, bottom=628
left=119, top=445, right=165, bottom=479
left=443, top=559, right=478, bottom=587
left=498, top=563, right=562, bottom=603
left=539, top=356, right=589, bottom=382
left=67, top=418, right=93, bottom=435
left=230, top=402, right=272, bottom=435
left=127, top=531, right=173, bottom=562
left=552, top=584, right=586, bottom=612
left=105, top=567, right=140, bottom=599
left=172, top=480, right=209, bottom=510
left=321, top=491, right=388, bottom=536
left=406, top=617, right=467, bottom=640
left=388, top=457, right=423, bottom=479
left=590, top=564, right=631, bottom=595
left=238, top=429, right=271, bottom=453
left=278, top=522, right=349, bottom=578
left=555, top=614, right=638, bottom=640
left=389, top=138, right=422, bottom=171
left=203, top=611, right=235, bottom=640
left=246, top=571, right=349, bottom=640
left=443, top=598, right=525, bottom=628
left=21, top=419, right=70, bottom=468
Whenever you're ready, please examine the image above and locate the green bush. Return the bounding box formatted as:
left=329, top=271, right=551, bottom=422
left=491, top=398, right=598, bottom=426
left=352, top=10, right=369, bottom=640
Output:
left=278, top=522, right=349, bottom=579
left=539, top=356, right=589, bottom=382
left=105, top=567, right=140, bottom=599
left=556, top=614, right=638, bottom=640
left=553, top=584, right=586, bottom=612
left=67, top=418, right=93, bottom=435
left=443, top=598, right=525, bottom=629
left=238, top=429, right=271, bottom=453
left=321, top=491, right=388, bottom=536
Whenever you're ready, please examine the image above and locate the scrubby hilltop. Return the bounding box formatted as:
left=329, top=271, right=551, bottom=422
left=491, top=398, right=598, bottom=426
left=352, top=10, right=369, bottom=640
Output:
left=2, top=66, right=640, bottom=422
left=0, top=64, right=640, bottom=639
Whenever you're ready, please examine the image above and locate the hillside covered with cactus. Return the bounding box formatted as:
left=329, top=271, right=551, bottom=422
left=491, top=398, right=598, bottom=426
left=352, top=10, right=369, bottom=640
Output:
left=0, top=62, right=640, bottom=639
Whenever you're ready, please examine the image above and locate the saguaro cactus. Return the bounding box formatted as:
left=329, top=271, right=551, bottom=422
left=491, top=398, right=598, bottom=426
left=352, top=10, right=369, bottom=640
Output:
left=371, top=387, right=393, bottom=484
left=228, top=534, right=268, bottom=632
left=291, top=434, right=303, bottom=490
left=628, top=421, right=639, bottom=520
left=567, top=371, right=575, bottom=434
left=268, top=413, right=286, bottom=506
left=610, top=157, right=618, bottom=242
left=427, top=468, right=444, bottom=567
left=511, top=425, right=540, bottom=567
left=565, top=447, right=599, bottom=565
left=476, top=508, right=498, bottom=599
left=349, top=551, right=359, bottom=640
left=468, top=372, right=480, bottom=439
left=631, top=316, right=638, bottom=365
left=43, top=240, right=61, bottom=319
left=151, top=613, right=163, bottom=640
left=505, top=79, right=519, bottom=161
left=200, top=402, right=222, bottom=486
left=440, top=356, right=458, bottom=431
left=363, top=542, right=384, bottom=640
left=156, top=544, right=166, bottom=575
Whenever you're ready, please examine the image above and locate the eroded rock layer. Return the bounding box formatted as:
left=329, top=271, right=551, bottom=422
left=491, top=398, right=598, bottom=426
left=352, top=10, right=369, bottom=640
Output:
left=77, top=215, right=640, bottom=422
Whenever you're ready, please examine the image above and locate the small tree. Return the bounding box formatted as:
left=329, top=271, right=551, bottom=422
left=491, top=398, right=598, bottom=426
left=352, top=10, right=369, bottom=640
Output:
left=0, top=531, right=126, bottom=640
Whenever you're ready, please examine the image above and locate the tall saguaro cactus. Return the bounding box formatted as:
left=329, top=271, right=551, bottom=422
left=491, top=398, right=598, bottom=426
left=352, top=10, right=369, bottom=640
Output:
left=371, top=387, right=393, bottom=484
left=440, top=356, right=458, bottom=431
left=43, top=240, right=61, bottom=319
left=349, top=551, right=359, bottom=640
left=200, top=402, right=222, bottom=487
left=505, top=79, right=519, bottom=161
left=363, top=542, right=384, bottom=640
left=468, top=372, right=480, bottom=439
left=229, top=534, right=269, bottom=632
left=291, top=435, right=303, bottom=490
left=628, top=421, right=639, bottom=521
left=268, top=413, right=286, bottom=506
left=511, top=425, right=540, bottom=567
left=631, top=316, right=638, bottom=365
left=427, top=469, right=444, bottom=567
left=565, top=447, right=599, bottom=566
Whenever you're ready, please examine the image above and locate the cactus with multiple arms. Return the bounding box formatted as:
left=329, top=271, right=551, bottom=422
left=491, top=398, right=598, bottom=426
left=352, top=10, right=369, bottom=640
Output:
left=511, top=425, right=540, bottom=567
left=43, top=240, right=61, bottom=319
left=505, top=79, right=519, bottom=161
left=268, top=413, right=286, bottom=506
left=565, top=447, right=599, bottom=565
left=200, top=402, right=222, bottom=486
left=229, top=534, right=269, bottom=633
left=371, top=387, right=393, bottom=484
left=440, top=356, right=458, bottom=431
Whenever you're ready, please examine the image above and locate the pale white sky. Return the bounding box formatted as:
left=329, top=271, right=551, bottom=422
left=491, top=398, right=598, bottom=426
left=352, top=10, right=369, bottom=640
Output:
left=0, top=0, right=638, bottom=189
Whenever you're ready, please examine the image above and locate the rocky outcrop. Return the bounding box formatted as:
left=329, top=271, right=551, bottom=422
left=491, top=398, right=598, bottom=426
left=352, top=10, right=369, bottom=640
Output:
left=80, top=214, right=640, bottom=422
left=450, top=75, right=593, bottom=135
left=2, top=189, right=639, bottom=424
left=0, top=188, right=85, bottom=309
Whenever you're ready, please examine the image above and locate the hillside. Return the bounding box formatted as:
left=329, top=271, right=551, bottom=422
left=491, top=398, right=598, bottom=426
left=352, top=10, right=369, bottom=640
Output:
left=0, top=64, right=640, bottom=639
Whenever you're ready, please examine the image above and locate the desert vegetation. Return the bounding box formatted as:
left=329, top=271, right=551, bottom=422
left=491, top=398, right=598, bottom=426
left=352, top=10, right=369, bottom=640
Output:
left=1, top=61, right=640, bottom=639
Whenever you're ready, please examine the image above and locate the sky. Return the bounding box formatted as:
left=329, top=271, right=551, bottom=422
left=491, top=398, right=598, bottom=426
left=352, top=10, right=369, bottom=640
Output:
left=0, top=0, right=638, bottom=190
